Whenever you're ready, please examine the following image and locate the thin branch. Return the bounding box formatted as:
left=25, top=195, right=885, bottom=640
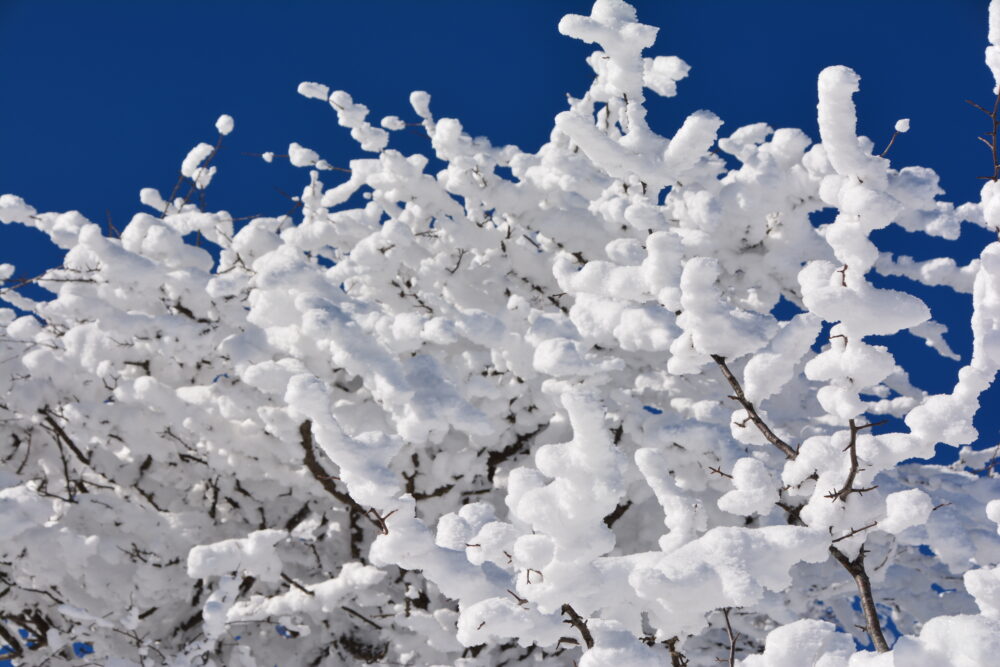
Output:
left=560, top=604, right=594, bottom=649
left=280, top=573, right=315, bottom=596
left=967, top=91, right=1000, bottom=182
left=507, top=589, right=528, bottom=607
left=297, top=421, right=380, bottom=531
left=666, top=636, right=690, bottom=667
left=341, top=605, right=383, bottom=630
left=879, top=131, right=901, bottom=158
left=831, top=521, right=878, bottom=543
left=603, top=500, right=632, bottom=528
left=365, top=508, right=397, bottom=535
left=717, top=607, right=738, bottom=666
left=40, top=409, right=90, bottom=465
left=829, top=546, right=890, bottom=652
left=774, top=498, right=890, bottom=652
left=826, top=419, right=884, bottom=502
left=486, top=423, right=545, bottom=481
left=0, top=620, right=23, bottom=659
left=711, top=355, right=798, bottom=460
left=446, top=248, right=467, bottom=274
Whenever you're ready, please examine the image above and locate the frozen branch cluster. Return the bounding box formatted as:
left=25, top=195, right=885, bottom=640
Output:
left=2, top=0, right=1000, bottom=664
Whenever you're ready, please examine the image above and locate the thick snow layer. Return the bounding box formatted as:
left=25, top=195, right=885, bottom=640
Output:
left=288, top=142, right=319, bottom=167
left=880, top=488, right=933, bottom=535
left=215, top=114, right=234, bottom=135
left=718, top=457, right=779, bottom=517
left=740, top=619, right=854, bottom=667
left=187, top=530, right=287, bottom=582
left=2, top=1, right=1000, bottom=664
left=180, top=142, right=214, bottom=178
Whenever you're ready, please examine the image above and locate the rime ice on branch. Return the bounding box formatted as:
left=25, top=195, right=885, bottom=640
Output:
left=3, top=0, right=1000, bottom=664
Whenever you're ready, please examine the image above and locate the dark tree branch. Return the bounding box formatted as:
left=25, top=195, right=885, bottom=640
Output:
left=831, top=521, right=878, bottom=543
left=603, top=500, right=632, bottom=528
left=446, top=248, right=467, bottom=274
left=967, top=90, right=1000, bottom=182
left=0, top=620, right=23, bottom=659
left=281, top=573, right=315, bottom=597
left=341, top=605, right=383, bottom=630
left=826, top=420, right=885, bottom=502
left=666, top=636, right=689, bottom=667
left=40, top=409, right=90, bottom=465
left=284, top=502, right=311, bottom=531
left=710, top=355, right=798, bottom=460
left=878, top=130, right=901, bottom=158
left=718, top=607, right=738, bottom=666
left=560, top=604, right=594, bottom=649
left=297, top=421, right=380, bottom=531
left=775, top=497, right=889, bottom=652
left=487, top=423, right=545, bottom=481
left=829, top=546, right=890, bottom=652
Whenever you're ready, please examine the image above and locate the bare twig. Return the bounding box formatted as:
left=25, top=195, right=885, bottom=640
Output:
left=666, top=636, right=689, bottom=667
left=560, top=604, right=594, bottom=649
left=38, top=408, right=96, bottom=501
left=717, top=607, right=738, bottom=666
left=967, top=90, right=1000, bottom=181
left=446, top=248, right=467, bottom=274
left=365, top=508, right=397, bottom=535
left=0, top=621, right=23, bottom=659
left=603, top=500, right=632, bottom=528
left=507, top=589, right=528, bottom=607
left=829, top=546, right=890, bottom=652
left=879, top=131, right=901, bottom=157
left=711, top=355, right=798, bottom=460
left=486, top=423, right=545, bottom=481
left=297, top=421, right=380, bottom=531
left=105, top=209, right=120, bottom=238
left=775, top=497, right=889, bottom=652
left=831, top=521, right=879, bottom=543
left=341, top=605, right=383, bottom=630
left=826, top=420, right=885, bottom=502
left=281, top=573, right=315, bottom=596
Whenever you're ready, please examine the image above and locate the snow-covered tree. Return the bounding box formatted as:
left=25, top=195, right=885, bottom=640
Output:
left=2, top=1, right=1000, bottom=664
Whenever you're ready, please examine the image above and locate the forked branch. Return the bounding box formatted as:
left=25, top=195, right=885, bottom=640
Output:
left=826, top=419, right=885, bottom=502
left=717, top=607, right=739, bottom=666
left=967, top=89, right=1000, bottom=182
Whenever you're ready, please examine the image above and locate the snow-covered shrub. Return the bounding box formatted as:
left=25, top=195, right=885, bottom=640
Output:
left=2, top=1, right=1000, bottom=664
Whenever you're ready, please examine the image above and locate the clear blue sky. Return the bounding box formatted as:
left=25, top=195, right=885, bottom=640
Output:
left=0, top=0, right=995, bottom=457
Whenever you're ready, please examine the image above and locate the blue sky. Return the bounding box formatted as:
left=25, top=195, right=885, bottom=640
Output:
left=0, top=0, right=995, bottom=456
